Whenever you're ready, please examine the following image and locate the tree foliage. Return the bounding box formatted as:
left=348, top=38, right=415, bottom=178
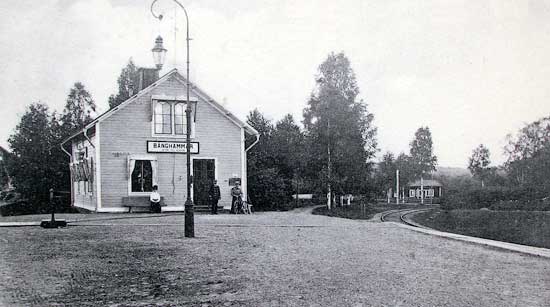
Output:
left=272, top=114, right=305, bottom=179
left=7, top=104, right=69, bottom=204
left=60, top=82, right=96, bottom=132
left=468, top=144, right=491, bottom=187
left=246, top=110, right=286, bottom=210
left=7, top=81, right=95, bottom=209
left=504, top=116, right=550, bottom=164
left=375, top=152, right=396, bottom=193
left=0, top=147, right=11, bottom=189
left=409, top=127, right=437, bottom=178
left=246, top=110, right=311, bottom=210
left=395, top=153, right=415, bottom=189
left=504, top=116, right=550, bottom=188
left=108, top=58, right=139, bottom=109
left=302, top=52, right=377, bottom=195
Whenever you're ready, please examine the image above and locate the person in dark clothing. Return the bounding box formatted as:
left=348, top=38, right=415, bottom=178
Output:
left=231, top=182, right=243, bottom=214
left=209, top=180, right=221, bottom=214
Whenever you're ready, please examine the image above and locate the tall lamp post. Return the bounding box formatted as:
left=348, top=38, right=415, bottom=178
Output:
left=151, top=0, right=194, bottom=237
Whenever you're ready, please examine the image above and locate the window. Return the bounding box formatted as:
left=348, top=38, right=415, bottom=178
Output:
left=131, top=160, right=153, bottom=192
left=154, top=102, right=172, bottom=134
left=427, top=189, right=434, bottom=197
left=152, top=100, right=194, bottom=137
left=409, top=189, right=415, bottom=197
left=174, top=103, right=186, bottom=135
left=128, top=155, right=158, bottom=195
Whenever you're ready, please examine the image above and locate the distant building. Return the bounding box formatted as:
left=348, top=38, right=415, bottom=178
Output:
left=407, top=179, right=442, bottom=201
left=61, top=69, right=259, bottom=212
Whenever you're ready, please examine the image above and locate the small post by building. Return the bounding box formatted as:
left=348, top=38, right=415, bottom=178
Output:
left=420, top=176, right=424, bottom=205
left=396, top=169, right=400, bottom=205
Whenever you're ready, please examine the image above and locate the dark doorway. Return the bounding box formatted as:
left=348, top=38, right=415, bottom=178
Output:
left=192, top=159, right=215, bottom=207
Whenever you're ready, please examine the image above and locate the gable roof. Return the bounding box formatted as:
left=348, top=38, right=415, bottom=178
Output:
left=408, top=179, right=442, bottom=187
left=62, top=69, right=258, bottom=145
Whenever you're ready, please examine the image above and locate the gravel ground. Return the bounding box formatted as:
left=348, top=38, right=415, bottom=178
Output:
left=0, top=209, right=549, bottom=306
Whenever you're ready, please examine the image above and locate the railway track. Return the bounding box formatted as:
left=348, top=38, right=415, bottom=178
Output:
left=380, top=209, right=430, bottom=227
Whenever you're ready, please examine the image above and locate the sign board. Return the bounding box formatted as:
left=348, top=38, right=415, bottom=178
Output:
left=147, top=141, right=199, bottom=154
left=229, top=177, right=241, bottom=186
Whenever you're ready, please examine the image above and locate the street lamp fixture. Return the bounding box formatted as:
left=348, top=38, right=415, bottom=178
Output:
left=151, top=36, right=167, bottom=70
left=151, top=0, right=194, bottom=238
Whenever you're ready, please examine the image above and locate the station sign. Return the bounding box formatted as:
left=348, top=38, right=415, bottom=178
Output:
left=147, top=141, right=199, bottom=154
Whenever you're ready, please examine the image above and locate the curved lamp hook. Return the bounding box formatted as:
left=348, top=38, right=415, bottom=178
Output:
left=150, top=0, right=163, bottom=20
left=151, top=0, right=189, bottom=25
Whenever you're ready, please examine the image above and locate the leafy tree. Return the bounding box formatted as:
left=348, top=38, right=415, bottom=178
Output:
left=302, top=52, right=377, bottom=201
left=468, top=144, right=491, bottom=187
left=7, top=104, right=68, bottom=205
left=504, top=116, right=550, bottom=186
left=246, top=109, right=275, bottom=170
left=375, top=152, right=396, bottom=195
left=395, top=153, right=414, bottom=187
left=60, top=82, right=96, bottom=133
left=272, top=114, right=305, bottom=179
left=0, top=147, right=11, bottom=189
left=504, top=116, right=550, bottom=163
left=109, top=58, right=139, bottom=109
left=246, top=109, right=285, bottom=210
left=409, top=126, right=437, bottom=179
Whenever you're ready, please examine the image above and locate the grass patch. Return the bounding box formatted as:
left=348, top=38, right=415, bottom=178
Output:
left=412, top=209, right=550, bottom=249
left=312, top=205, right=376, bottom=220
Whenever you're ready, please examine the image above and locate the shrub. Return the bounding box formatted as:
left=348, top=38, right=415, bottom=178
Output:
left=0, top=195, right=76, bottom=216
left=312, top=201, right=375, bottom=219
left=441, top=186, right=550, bottom=211
left=491, top=199, right=550, bottom=211
left=247, top=168, right=292, bottom=211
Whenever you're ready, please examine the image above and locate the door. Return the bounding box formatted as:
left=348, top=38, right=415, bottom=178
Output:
left=192, top=159, right=215, bottom=207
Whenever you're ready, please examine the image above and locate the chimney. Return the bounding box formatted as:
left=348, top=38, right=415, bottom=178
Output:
left=135, top=68, right=160, bottom=92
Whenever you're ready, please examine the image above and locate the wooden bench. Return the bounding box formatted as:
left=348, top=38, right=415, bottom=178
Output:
left=121, top=196, right=166, bottom=213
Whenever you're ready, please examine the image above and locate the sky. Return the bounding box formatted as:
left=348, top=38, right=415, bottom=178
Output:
left=1, top=0, right=550, bottom=168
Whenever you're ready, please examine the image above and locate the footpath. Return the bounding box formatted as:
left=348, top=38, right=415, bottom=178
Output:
left=396, top=211, right=550, bottom=259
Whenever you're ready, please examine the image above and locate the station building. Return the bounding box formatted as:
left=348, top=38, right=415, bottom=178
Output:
left=61, top=69, right=259, bottom=212
left=407, top=179, right=442, bottom=201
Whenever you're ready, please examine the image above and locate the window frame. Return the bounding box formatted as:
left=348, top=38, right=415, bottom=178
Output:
left=127, top=155, right=158, bottom=196
left=153, top=101, right=173, bottom=135
left=151, top=99, right=195, bottom=138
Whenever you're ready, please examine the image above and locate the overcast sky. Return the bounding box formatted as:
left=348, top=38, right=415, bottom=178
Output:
left=1, top=0, right=550, bottom=168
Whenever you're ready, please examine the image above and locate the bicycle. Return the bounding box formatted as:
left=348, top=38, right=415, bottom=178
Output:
left=231, top=196, right=243, bottom=214
left=241, top=201, right=252, bottom=214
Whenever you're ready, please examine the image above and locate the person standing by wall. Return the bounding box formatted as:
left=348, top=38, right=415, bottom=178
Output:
left=209, top=180, right=221, bottom=214
left=150, top=185, right=161, bottom=213
left=231, top=182, right=243, bottom=214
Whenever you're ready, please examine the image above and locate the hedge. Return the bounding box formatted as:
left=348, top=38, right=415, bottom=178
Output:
left=440, top=186, right=550, bottom=211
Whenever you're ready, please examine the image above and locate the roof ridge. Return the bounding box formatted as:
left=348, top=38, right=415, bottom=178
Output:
left=61, top=69, right=258, bottom=146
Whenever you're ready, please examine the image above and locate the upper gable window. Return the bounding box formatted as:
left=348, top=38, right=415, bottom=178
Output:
left=174, top=103, right=186, bottom=135
left=152, top=100, right=194, bottom=137
left=154, top=102, right=172, bottom=134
